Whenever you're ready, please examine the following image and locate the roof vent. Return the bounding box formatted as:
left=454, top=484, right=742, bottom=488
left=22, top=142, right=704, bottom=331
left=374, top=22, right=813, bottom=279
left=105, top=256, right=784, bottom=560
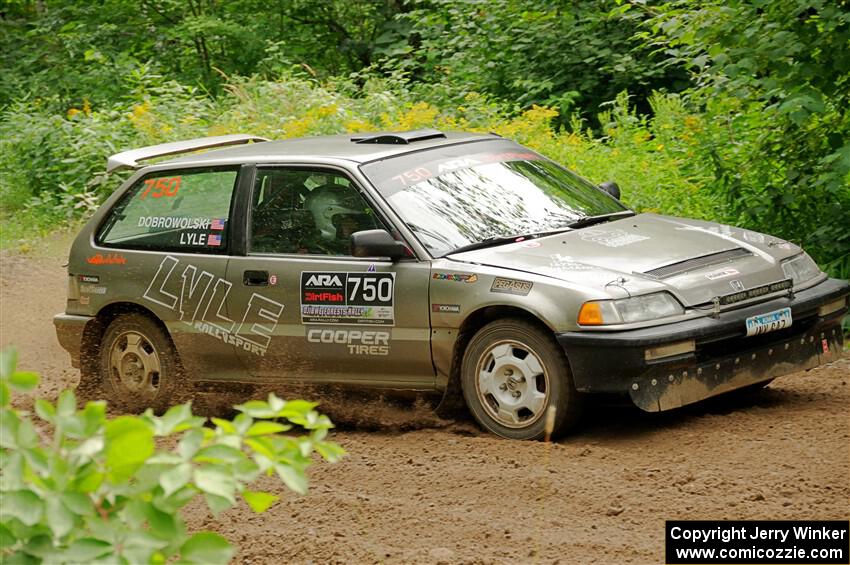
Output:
left=351, top=128, right=446, bottom=145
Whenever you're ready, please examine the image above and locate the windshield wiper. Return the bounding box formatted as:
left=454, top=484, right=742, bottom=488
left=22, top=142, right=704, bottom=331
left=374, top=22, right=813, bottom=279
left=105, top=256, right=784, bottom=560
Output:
left=566, top=210, right=635, bottom=229
left=445, top=234, right=525, bottom=255
left=444, top=212, right=634, bottom=256
left=445, top=227, right=576, bottom=256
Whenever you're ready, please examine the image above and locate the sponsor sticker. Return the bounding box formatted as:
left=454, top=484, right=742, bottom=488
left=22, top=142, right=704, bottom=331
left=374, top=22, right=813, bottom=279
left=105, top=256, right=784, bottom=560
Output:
left=432, top=304, right=461, bottom=313
left=301, top=271, right=395, bottom=325
left=79, top=296, right=90, bottom=305
left=580, top=228, right=649, bottom=248
left=521, top=240, right=541, bottom=248
left=269, top=274, right=278, bottom=286
left=491, top=278, right=533, bottom=295
left=432, top=273, right=478, bottom=283
left=387, top=151, right=540, bottom=188
left=675, top=224, right=734, bottom=236
left=78, top=274, right=100, bottom=284
left=307, top=327, right=390, bottom=356
left=87, top=253, right=126, bottom=265
left=80, top=284, right=107, bottom=295
left=143, top=255, right=284, bottom=357
left=548, top=254, right=595, bottom=271
left=705, top=267, right=740, bottom=280
left=719, top=279, right=792, bottom=306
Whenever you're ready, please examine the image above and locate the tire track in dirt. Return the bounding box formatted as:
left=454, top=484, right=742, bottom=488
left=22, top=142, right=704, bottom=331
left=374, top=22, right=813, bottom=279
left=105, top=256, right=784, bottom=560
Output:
left=2, top=245, right=848, bottom=564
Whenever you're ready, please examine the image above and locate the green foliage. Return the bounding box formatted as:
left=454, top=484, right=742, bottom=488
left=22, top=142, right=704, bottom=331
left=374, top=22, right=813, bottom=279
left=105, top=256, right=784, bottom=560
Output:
left=0, top=0, right=405, bottom=108
left=0, top=71, right=709, bottom=243
left=1, top=0, right=848, bottom=278
left=625, top=0, right=850, bottom=279
left=0, top=69, right=842, bottom=271
left=526, top=92, right=720, bottom=222
left=0, top=347, right=344, bottom=564
left=384, top=0, right=690, bottom=126
left=1, top=0, right=685, bottom=119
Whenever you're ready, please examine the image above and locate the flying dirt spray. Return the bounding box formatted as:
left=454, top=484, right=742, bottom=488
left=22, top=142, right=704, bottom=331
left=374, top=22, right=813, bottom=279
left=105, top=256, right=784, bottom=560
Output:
left=544, top=405, right=556, bottom=444
left=534, top=405, right=558, bottom=561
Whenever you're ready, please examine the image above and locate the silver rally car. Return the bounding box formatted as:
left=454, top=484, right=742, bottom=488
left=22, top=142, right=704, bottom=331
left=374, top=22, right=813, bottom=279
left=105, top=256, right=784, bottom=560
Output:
left=54, top=129, right=849, bottom=439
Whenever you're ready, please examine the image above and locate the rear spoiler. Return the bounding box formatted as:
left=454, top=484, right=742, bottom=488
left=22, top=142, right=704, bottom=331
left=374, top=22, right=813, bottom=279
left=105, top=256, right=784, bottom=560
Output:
left=106, top=134, right=268, bottom=173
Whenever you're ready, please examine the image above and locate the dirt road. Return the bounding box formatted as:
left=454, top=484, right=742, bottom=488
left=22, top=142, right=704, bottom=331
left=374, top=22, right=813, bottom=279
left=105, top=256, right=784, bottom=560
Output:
left=2, top=244, right=848, bottom=564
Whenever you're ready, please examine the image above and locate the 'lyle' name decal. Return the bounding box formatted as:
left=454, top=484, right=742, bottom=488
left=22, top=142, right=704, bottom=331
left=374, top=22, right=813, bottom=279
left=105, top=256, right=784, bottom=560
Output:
left=143, top=255, right=283, bottom=356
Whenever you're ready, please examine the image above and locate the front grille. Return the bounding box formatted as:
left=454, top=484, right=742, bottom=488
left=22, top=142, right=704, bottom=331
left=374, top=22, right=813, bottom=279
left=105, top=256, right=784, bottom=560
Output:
left=643, top=248, right=752, bottom=279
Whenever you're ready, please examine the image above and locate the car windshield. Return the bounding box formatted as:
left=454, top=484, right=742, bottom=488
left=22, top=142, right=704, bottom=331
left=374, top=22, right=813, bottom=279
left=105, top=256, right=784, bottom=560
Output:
left=360, top=140, right=628, bottom=256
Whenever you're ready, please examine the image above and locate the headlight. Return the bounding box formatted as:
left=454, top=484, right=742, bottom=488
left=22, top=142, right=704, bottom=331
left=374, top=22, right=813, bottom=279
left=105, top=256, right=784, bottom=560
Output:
left=578, top=292, right=684, bottom=325
left=781, top=253, right=821, bottom=286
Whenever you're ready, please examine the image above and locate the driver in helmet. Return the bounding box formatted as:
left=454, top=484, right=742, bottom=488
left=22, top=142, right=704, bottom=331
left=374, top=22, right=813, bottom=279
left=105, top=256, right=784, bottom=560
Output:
left=305, top=184, right=376, bottom=255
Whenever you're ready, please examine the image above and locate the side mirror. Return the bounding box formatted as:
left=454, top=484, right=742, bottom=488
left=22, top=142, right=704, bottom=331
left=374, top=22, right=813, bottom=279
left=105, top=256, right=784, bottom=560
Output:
left=350, top=229, right=410, bottom=260
left=599, top=181, right=621, bottom=200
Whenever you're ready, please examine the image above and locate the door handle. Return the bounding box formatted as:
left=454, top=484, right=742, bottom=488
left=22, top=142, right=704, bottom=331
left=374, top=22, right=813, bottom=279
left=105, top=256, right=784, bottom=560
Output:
left=243, top=270, right=269, bottom=286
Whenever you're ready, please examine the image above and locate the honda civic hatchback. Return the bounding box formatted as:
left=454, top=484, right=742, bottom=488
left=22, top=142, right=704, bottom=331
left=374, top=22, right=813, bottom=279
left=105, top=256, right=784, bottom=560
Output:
left=54, top=129, right=849, bottom=439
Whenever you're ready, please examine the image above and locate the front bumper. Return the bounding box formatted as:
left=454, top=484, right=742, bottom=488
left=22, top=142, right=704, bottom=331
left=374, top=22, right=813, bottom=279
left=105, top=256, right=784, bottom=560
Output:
left=557, top=278, right=849, bottom=412
left=54, top=313, right=95, bottom=369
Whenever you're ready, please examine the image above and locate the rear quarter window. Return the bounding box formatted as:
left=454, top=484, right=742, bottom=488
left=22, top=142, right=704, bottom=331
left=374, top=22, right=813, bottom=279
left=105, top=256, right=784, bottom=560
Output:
left=97, top=167, right=238, bottom=253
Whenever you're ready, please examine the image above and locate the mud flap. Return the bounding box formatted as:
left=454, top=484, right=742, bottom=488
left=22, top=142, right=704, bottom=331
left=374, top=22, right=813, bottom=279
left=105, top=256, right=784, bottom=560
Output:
left=629, top=327, right=844, bottom=412
left=53, top=313, right=95, bottom=369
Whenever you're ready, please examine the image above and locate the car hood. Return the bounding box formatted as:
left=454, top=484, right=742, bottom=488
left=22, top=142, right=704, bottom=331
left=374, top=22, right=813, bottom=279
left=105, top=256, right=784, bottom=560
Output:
left=447, top=213, right=802, bottom=306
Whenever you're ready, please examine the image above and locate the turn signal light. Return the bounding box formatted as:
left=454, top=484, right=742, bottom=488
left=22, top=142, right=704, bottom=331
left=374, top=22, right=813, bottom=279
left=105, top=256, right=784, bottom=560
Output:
left=818, top=297, right=847, bottom=318
left=577, top=302, right=603, bottom=325
left=645, top=340, right=695, bottom=361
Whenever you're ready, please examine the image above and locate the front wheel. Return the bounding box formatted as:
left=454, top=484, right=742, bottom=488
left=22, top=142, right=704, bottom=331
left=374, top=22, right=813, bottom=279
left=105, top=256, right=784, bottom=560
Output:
left=461, top=319, right=582, bottom=440
left=99, top=313, right=182, bottom=413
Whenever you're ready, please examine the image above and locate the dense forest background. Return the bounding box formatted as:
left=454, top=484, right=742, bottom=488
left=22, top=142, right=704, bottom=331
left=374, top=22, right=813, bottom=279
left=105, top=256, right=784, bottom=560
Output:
left=1, top=0, right=848, bottom=279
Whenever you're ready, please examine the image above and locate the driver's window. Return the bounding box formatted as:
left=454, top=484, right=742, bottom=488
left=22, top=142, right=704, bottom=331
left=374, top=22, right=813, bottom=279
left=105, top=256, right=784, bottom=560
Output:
left=249, top=168, right=384, bottom=255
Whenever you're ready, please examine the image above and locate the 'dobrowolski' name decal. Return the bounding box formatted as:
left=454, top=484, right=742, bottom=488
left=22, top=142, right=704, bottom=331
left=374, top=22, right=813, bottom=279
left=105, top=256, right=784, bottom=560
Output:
left=143, top=255, right=283, bottom=356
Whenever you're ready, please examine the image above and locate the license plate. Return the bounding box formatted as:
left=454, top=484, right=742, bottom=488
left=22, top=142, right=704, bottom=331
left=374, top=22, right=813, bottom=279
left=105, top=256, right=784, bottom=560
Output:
left=745, top=307, right=792, bottom=337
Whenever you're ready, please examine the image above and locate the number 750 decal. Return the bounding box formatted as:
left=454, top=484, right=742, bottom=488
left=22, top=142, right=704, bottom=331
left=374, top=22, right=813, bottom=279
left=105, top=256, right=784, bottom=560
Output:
left=140, top=176, right=182, bottom=200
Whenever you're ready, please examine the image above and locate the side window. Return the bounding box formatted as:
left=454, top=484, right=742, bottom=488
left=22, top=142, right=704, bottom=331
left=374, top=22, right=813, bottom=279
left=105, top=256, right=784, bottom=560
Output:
left=98, top=168, right=238, bottom=253
left=250, top=168, right=385, bottom=255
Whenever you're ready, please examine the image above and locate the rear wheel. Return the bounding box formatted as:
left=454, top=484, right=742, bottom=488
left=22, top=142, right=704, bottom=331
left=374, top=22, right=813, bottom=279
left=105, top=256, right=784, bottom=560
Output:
left=461, top=319, right=582, bottom=440
left=99, top=313, right=182, bottom=413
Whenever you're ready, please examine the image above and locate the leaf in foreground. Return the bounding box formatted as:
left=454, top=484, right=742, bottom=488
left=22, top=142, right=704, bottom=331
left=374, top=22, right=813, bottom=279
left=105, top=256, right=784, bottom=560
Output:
left=180, top=532, right=234, bottom=564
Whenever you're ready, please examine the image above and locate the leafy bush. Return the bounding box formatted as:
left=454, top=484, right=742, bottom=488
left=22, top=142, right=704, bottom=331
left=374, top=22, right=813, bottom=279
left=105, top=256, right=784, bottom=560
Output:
left=626, top=0, right=850, bottom=280
left=0, top=348, right=344, bottom=564
left=1, top=69, right=846, bottom=278
left=379, top=0, right=690, bottom=127
left=0, top=73, right=707, bottom=244
left=518, top=92, right=721, bottom=222
left=0, top=2, right=404, bottom=107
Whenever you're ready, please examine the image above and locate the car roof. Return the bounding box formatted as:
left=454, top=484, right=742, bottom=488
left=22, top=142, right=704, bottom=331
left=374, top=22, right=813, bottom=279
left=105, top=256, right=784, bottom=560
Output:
left=158, top=130, right=501, bottom=168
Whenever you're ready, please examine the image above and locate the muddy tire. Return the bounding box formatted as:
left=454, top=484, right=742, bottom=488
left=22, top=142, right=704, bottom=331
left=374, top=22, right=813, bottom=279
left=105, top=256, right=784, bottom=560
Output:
left=99, top=313, right=182, bottom=413
left=461, top=319, right=582, bottom=440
